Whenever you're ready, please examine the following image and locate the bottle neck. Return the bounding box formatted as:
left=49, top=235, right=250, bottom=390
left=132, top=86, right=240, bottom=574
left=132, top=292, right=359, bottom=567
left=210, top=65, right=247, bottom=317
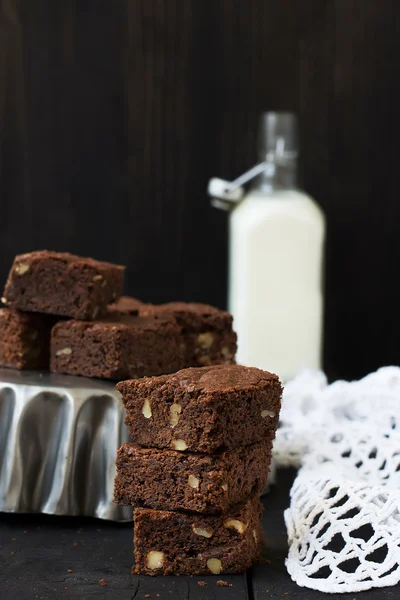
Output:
left=251, top=160, right=298, bottom=193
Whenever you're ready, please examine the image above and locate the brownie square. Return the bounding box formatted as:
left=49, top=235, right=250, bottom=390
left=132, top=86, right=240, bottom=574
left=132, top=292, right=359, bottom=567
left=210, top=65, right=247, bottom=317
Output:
left=0, top=308, right=56, bottom=370
left=133, top=495, right=262, bottom=575
left=114, top=439, right=272, bottom=513
left=2, top=251, right=125, bottom=320
left=50, top=314, right=183, bottom=380
left=141, top=302, right=237, bottom=367
left=118, top=364, right=282, bottom=453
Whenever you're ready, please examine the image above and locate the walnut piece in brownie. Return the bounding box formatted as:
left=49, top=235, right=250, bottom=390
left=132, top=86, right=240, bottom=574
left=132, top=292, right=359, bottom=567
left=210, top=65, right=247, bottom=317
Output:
left=118, top=364, right=282, bottom=453
left=108, top=296, right=146, bottom=316
left=2, top=251, right=125, bottom=320
left=0, top=308, right=56, bottom=370
left=141, top=302, right=237, bottom=367
left=133, top=495, right=262, bottom=575
left=50, top=314, right=182, bottom=380
left=114, top=439, right=272, bottom=513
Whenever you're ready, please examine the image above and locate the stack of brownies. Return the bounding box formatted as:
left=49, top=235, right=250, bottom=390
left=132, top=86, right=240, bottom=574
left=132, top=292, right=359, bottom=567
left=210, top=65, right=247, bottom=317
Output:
left=0, top=251, right=125, bottom=372
left=114, top=363, right=282, bottom=575
left=0, top=250, right=237, bottom=378
left=0, top=248, right=282, bottom=576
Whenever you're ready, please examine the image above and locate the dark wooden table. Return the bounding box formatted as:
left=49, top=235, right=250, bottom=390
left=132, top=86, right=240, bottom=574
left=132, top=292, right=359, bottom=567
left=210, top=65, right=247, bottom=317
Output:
left=1, top=469, right=399, bottom=600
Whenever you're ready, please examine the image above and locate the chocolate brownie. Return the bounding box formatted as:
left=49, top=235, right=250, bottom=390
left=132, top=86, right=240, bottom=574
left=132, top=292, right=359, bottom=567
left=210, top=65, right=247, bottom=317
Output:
left=2, top=251, right=125, bottom=320
left=0, top=308, right=56, bottom=370
left=141, top=302, right=237, bottom=367
left=119, top=364, right=282, bottom=453
left=108, top=296, right=145, bottom=316
left=133, top=495, right=262, bottom=575
left=114, top=439, right=272, bottom=513
left=50, top=314, right=182, bottom=380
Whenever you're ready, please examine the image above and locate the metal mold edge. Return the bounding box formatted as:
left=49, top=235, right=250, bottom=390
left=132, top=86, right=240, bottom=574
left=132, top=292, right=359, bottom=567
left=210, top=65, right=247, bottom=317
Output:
left=0, top=369, right=132, bottom=522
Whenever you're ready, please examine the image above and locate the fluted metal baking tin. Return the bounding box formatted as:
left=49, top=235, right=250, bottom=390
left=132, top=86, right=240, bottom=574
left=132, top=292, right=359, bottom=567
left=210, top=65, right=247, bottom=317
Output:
left=0, top=369, right=132, bottom=522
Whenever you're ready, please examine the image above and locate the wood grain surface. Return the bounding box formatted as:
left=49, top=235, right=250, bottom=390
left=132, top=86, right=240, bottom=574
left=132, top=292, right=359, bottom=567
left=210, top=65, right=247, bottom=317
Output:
left=2, top=470, right=399, bottom=599
left=0, top=0, right=399, bottom=380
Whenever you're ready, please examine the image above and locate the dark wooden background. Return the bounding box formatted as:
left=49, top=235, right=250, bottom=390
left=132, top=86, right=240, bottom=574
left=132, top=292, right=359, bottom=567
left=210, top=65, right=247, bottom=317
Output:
left=0, top=0, right=399, bottom=381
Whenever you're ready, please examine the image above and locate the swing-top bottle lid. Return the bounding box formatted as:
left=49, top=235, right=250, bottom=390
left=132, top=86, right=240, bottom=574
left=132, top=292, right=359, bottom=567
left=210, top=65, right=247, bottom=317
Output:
left=208, top=112, right=299, bottom=210
left=259, top=112, right=298, bottom=164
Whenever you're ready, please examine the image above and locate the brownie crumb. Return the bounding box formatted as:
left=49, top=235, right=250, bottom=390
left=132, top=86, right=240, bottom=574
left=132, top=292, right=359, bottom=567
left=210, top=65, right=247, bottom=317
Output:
left=197, top=581, right=207, bottom=586
left=10, top=551, right=14, bottom=556
left=67, top=569, right=73, bottom=573
left=98, top=579, right=107, bottom=587
left=217, top=580, right=232, bottom=587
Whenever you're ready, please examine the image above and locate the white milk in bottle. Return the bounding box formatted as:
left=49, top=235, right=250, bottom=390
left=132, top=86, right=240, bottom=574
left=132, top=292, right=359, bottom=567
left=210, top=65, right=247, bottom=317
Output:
left=212, top=113, right=325, bottom=381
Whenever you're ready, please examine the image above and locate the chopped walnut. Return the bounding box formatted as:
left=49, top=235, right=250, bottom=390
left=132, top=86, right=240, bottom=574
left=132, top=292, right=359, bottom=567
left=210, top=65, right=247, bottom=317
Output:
left=14, top=263, right=30, bottom=275
left=172, top=439, right=188, bottom=451
left=169, top=403, right=182, bottom=427
left=261, top=409, right=275, bottom=418
left=188, top=475, right=199, bottom=489
left=142, top=398, right=152, bottom=419
left=56, top=347, right=72, bottom=356
left=224, top=519, right=247, bottom=534
left=146, top=550, right=165, bottom=570
left=207, top=558, right=222, bottom=574
left=192, top=526, right=213, bottom=538
left=197, top=332, right=214, bottom=350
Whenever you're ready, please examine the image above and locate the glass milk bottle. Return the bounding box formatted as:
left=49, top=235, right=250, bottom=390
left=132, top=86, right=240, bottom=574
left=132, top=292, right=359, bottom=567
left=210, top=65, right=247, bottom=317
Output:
left=212, top=112, right=325, bottom=381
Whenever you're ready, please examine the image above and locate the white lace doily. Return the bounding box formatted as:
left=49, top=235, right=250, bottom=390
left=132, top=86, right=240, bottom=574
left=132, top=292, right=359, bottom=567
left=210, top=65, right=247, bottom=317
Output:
left=274, top=367, right=400, bottom=594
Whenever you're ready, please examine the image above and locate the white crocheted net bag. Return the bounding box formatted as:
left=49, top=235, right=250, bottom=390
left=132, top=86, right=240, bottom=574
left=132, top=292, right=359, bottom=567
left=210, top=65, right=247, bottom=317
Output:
left=274, top=367, right=400, bottom=594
